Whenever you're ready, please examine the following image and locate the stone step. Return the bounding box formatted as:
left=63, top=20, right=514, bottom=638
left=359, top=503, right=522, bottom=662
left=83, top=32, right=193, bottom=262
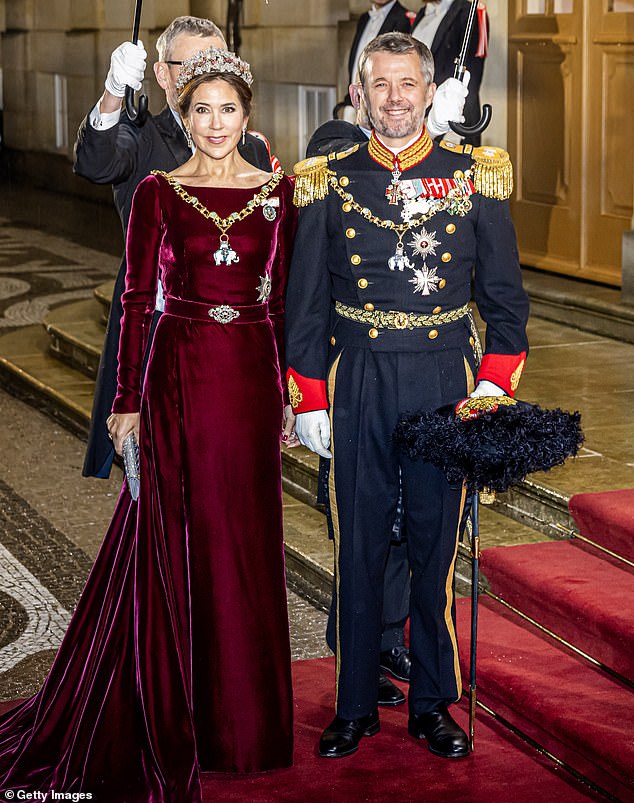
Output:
left=0, top=325, right=94, bottom=438
left=43, top=298, right=105, bottom=380
left=522, top=267, right=634, bottom=345
left=94, top=281, right=114, bottom=326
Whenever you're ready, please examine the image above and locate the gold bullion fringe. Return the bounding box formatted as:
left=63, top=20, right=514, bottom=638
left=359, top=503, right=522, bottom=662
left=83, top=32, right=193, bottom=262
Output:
left=293, top=156, right=334, bottom=207
left=471, top=146, right=514, bottom=200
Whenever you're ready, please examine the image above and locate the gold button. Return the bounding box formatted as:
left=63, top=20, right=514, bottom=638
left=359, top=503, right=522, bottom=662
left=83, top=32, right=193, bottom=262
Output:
left=364, top=302, right=375, bottom=311
left=439, top=279, right=447, bottom=289
left=339, top=176, right=350, bottom=187
left=358, top=278, right=368, bottom=289
left=442, top=252, right=452, bottom=263
left=346, top=228, right=356, bottom=239
left=428, top=329, right=439, bottom=340
left=342, top=202, right=352, bottom=213
left=469, top=336, right=475, bottom=347
left=432, top=306, right=442, bottom=314
left=454, top=170, right=464, bottom=180
left=351, top=254, right=361, bottom=265
left=446, top=223, right=456, bottom=234
left=369, top=328, right=379, bottom=339
left=330, top=336, right=336, bottom=346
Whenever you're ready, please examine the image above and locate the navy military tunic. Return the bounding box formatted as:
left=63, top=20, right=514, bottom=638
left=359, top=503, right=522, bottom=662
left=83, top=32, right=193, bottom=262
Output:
left=285, top=131, right=529, bottom=719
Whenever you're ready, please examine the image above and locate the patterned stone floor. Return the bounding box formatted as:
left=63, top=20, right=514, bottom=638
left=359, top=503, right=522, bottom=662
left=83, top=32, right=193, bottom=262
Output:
left=0, top=217, right=119, bottom=332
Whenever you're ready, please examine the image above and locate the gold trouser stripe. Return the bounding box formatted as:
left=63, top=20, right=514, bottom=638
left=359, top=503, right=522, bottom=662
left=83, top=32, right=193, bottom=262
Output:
left=463, top=356, right=475, bottom=396
left=445, top=482, right=466, bottom=701
left=327, top=351, right=344, bottom=706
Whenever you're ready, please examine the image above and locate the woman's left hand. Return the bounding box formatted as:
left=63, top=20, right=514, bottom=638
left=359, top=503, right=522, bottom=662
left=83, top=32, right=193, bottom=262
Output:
left=107, top=412, right=140, bottom=456
left=282, top=404, right=299, bottom=447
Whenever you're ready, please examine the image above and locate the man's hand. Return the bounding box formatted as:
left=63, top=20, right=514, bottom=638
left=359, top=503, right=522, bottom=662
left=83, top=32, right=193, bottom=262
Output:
left=426, top=75, right=469, bottom=139
left=105, top=41, right=147, bottom=98
left=295, top=410, right=332, bottom=459
left=470, top=380, right=505, bottom=398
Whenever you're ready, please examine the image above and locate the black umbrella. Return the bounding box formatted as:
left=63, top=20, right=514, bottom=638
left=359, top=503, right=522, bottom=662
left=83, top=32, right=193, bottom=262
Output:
left=125, top=0, right=148, bottom=126
left=449, top=0, right=492, bottom=139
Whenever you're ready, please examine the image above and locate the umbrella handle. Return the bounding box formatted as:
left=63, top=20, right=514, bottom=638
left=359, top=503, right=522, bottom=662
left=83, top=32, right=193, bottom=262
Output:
left=449, top=103, right=492, bottom=138
left=125, top=86, right=148, bottom=126
left=125, top=0, right=148, bottom=126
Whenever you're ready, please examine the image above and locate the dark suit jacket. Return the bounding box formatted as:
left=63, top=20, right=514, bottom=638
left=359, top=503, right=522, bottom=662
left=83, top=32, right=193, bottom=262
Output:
left=74, top=107, right=271, bottom=477
left=348, top=1, right=414, bottom=85
left=339, top=0, right=413, bottom=110
left=414, top=0, right=487, bottom=145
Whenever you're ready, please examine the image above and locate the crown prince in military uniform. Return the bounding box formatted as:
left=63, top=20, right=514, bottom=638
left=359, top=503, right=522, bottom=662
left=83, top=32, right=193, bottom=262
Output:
left=285, top=32, right=529, bottom=760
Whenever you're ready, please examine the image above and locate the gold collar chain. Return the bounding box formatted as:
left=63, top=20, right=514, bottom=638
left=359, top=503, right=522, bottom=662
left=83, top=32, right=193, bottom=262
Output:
left=153, top=170, right=284, bottom=235
left=330, top=174, right=469, bottom=241
left=153, top=170, right=284, bottom=266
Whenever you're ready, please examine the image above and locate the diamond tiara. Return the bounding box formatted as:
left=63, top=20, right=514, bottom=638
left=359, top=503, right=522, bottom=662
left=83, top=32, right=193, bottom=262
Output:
left=175, top=47, right=253, bottom=91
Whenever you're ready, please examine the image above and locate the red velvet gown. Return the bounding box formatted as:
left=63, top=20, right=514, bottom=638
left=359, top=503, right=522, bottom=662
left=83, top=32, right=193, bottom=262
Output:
left=0, top=172, right=297, bottom=802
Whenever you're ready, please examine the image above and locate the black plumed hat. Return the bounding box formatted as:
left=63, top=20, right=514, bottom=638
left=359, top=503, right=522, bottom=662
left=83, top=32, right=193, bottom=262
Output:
left=394, top=396, right=583, bottom=493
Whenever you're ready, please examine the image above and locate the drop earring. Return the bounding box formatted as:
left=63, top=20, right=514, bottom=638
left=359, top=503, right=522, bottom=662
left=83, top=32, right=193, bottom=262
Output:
left=242, top=126, right=246, bottom=146
left=185, top=128, right=193, bottom=150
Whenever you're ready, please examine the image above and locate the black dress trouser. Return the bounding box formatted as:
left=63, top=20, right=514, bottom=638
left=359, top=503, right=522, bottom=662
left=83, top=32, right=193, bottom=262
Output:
left=326, top=320, right=474, bottom=720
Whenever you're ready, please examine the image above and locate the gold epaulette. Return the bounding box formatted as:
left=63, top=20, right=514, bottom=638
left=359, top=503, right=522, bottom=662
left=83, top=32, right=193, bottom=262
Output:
left=292, top=156, right=333, bottom=207
left=439, top=140, right=514, bottom=201
left=292, top=144, right=359, bottom=208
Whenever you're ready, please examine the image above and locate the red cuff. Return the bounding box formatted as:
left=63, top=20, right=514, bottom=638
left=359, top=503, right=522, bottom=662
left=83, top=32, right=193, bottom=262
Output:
left=476, top=352, right=526, bottom=397
left=286, top=368, right=328, bottom=413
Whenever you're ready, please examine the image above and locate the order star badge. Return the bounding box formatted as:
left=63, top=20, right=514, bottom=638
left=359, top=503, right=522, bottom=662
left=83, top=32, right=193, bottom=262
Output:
left=409, top=264, right=442, bottom=296
left=257, top=274, right=272, bottom=302
left=409, top=228, right=440, bottom=259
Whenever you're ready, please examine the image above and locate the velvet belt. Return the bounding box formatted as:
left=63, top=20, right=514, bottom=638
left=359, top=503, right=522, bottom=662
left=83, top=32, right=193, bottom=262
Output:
left=163, top=296, right=269, bottom=324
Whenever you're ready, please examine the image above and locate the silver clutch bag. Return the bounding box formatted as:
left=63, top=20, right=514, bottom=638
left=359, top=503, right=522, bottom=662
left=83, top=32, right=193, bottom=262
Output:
left=122, top=433, right=140, bottom=501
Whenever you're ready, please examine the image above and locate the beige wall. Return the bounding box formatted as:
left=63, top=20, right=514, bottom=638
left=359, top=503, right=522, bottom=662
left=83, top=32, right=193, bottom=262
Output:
left=0, top=0, right=510, bottom=174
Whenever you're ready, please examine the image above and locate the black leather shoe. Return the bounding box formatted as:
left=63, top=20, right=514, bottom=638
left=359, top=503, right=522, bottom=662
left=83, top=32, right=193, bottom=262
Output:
left=378, top=672, right=406, bottom=706
left=380, top=646, right=411, bottom=682
left=408, top=705, right=469, bottom=758
left=318, top=709, right=380, bottom=758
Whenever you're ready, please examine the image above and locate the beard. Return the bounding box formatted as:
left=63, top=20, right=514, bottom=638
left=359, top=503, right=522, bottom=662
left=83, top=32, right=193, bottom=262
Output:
left=367, top=102, right=426, bottom=141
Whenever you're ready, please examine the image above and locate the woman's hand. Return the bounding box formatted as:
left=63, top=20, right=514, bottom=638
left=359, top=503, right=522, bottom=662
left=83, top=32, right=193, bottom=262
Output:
left=282, top=404, right=299, bottom=448
left=106, top=412, right=140, bottom=456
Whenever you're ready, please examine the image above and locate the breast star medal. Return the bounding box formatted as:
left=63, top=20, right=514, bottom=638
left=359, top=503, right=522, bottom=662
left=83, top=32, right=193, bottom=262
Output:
left=409, top=228, right=440, bottom=259
left=257, top=274, right=272, bottom=302
left=409, top=263, right=442, bottom=295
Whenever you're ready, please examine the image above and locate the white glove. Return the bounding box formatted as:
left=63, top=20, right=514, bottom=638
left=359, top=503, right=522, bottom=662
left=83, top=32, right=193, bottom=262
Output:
left=105, top=41, right=147, bottom=98
left=295, top=410, right=332, bottom=459
left=426, top=74, right=470, bottom=140
left=470, top=380, right=506, bottom=398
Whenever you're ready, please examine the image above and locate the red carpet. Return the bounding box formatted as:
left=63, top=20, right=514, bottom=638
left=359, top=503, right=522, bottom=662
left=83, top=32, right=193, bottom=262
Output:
left=480, top=540, right=634, bottom=680
left=0, top=661, right=594, bottom=802
left=456, top=600, right=634, bottom=801
left=569, top=488, right=634, bottom=562
left=199, top=654, right=595, bottom=802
